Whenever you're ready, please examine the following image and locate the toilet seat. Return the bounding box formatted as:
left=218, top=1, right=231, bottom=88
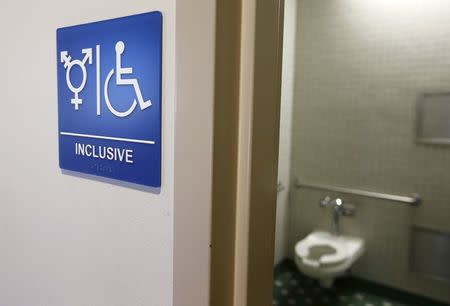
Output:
left=294, top=231, right=365, bottom=288
left=295, top=235, right=348, bottom=267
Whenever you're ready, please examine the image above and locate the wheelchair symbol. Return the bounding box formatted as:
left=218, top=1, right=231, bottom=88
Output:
left=60, top=41, right=151, bottom=117
left=104, top=41, right=152, bottom=117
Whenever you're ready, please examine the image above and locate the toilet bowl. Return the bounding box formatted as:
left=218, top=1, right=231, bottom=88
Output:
left=294, top=231, right=364, bottom=288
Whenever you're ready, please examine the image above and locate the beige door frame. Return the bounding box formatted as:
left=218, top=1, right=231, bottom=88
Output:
left=210, top=0, right=242, bottom=306
left=210, top=0, right=285, bottom=305
left=238, top=1, right=285, bottom=305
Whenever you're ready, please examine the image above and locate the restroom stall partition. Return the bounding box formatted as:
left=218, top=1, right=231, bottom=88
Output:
left=274, top=0, right=297, bottom=266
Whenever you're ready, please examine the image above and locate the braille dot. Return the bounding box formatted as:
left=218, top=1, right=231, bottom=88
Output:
left=288, top=298, right=296, bottom=305
left=274, top=280, right=283, bottom=287
left=281, top=289, right=289, bottom=296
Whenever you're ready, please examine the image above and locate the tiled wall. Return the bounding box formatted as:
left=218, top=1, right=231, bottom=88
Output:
left=274, top=0, right=297, bottom=265
left=288, top=0, right=450, bottom=303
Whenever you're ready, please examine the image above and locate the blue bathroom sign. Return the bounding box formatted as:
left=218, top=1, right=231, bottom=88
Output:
left=57, top=12, right=162, bottom=187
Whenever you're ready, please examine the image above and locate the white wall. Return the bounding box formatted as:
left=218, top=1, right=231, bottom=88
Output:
left=0, top=1, right=214, bottom=306
left=173, top=2, right=215, bottom=306
left=274, top=0, right=296, bottom=265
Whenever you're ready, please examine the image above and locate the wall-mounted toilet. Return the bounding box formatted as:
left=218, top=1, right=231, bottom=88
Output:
left=294, top=231, right=365, bottom=288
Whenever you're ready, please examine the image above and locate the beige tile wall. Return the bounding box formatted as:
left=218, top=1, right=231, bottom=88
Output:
left=288, top=0, right=450, bottom=303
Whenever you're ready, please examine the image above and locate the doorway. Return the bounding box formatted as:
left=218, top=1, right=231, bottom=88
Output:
left=271, top=1, right=450, bottom=306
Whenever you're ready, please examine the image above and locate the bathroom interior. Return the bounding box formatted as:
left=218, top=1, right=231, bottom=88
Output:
left=274, top=1, right=450, bottom=306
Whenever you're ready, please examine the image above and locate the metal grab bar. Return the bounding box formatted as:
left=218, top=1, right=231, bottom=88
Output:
left=295, top=179, right=421, bottom=206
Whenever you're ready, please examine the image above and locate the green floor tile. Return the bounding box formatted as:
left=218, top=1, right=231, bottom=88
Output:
left=273, top=259, right=410, bottom=306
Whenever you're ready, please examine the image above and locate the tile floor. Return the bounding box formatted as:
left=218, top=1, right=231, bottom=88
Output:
left=273, top=260, right=405, bottom=306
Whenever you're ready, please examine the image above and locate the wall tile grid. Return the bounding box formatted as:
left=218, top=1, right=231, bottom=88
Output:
left=288, top=1, right=450, bottom=303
